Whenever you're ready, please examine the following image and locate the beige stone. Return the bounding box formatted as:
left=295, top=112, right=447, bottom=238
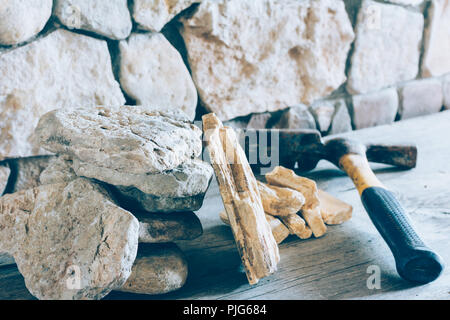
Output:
left=347, top=0, right=423, bottom=94
left=310, top=101, right=336, bottom=133
left=318, top=190, right=353, bottom=225
left=0, top=164, right=10, bottom=196
left=352, top=88, right=398, bottom=130
left=220, top=211, right=290, bottom=245
left=0, top=178, right=139, bottom=300
left=133, top=0, right=199, bottom=32
left=273, top=105, right=317, bottom=130
left=138, top=211, right=202, bottom=243
left=329, top=99, right=352, bottom=135
left=181, top=0, right=354, bottom=120
left=119, top=33, right=198, bottom=120
left=39, top=155, right=77, bottom=185
left=74, top=158, right=213, bottom=213
left=0, top=0, right=52, bottom=45
left=443, top=75, right=450, bottom=110
left=247, top=113, right=273, bottom=130
left=0, top=29, right=125, bottom=160
left=257, top=181, right=305, bottom=217
left=203, top=113, right=279, bottom=285
left=422, top=0, right=450, bottom=77
left=10, top=156, right=53, bottom=193
left=279, top=214, right=312, bottom=240
left=266, top=166, right=327, bottom=238
left=388, top=0, right=424, bottom=5
left=120, top=243, right=188, bottom=295
left=54, top=0, right=132, bottom=40
left=398, top=79, right=443, bottom=120
left=36, top=105, right=202, bottom=175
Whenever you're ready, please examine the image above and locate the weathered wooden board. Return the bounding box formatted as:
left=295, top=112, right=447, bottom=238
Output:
left=2, top=111, right=450, bottom=300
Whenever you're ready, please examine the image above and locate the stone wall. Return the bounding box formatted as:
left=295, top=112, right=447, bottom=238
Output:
left=0, top=0, right=449, bottom=165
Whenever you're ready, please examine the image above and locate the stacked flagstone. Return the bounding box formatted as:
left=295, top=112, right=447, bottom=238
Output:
left=0, top=105, right=213, bottom=300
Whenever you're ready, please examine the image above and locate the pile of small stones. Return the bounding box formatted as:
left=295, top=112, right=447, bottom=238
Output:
left=0, top=105, right=213, bottom=300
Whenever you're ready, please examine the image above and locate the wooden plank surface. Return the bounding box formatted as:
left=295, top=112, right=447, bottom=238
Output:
left=2, top=112, right=450, bottom=300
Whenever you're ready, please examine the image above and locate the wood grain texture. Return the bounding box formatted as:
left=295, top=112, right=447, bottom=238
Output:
left=2, top=111, right=450, bottom=300
left=202, top=114, right=279, bottom=285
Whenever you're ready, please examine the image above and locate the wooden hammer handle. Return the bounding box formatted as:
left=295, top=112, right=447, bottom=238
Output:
left=340, top=154, right=444, bottom=284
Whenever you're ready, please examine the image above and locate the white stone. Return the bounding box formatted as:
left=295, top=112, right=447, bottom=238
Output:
left=273, top=105, right=317, bottom=130
left=422, top=0, right=450, bottom=77
left=119, top=33, right=198, bottom=120
left=347, top=0, right=423, bottom=94
left=329, top=99, right=352, bottom=135
left=0, top=164, right=10, bottom=195
left=0, top=178, right=139, bottom=300
left=54, top=0, right=132, bottom=40
left=36, top=105, right=202, bottom=175
left=443, top=75, right=450, bottom=110
left=133, top=0, right=199, bottom=32
left=181, top=0, right=354, bottom=121
left=0, top=0, right=52, bottom=45
left=247, top=113, right=273, bottom=130
left=0, top=29, right=125, bottom=161
left=310, top=101, right=336, bottom=133
left=9, top=156, right=53, bottom=193
left=398, top=79, right=443, bottom=119
left=138, top=212, right=203, bottom=243
left=74, top=158, right=213, bottom=212
left=39, top=155, right=77, bottom=185
left=119, top=243, right=188, bottom=295
left=388, top=0, right=424, bottom=6
left=352, top=88, right=398, bottom=129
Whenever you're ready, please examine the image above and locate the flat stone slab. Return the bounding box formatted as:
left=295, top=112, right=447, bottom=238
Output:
left=119, top=243, right=188, bottom=295
left=138, top=211, right=203, bottom=243
left=36, top=105, right=202, bottom=175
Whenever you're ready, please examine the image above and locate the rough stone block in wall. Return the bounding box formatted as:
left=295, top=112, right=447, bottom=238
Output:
left=119, top=33, right=198, bottom=120
left=0, top=29, right=125, bottom=161
left=0, top=0, right=53, bottom=46
left=273, top=105, right=317, bottom=130
left=398, top=79, right=443, bottom=120
left=247, top=113, right=273, bottom=130
left=347, top=0, right=424, bottom=94
left=422, top=0, right=450, bottom=77
left=443, top=75, right=450, bottom=110
left=310, top=101, right=336, bottom=133
left=388, top=0, right=424, bottom=5
left=133, top=0, right=199, bottom=32
left=351, top=88, right=399, bottom=130
left=329, top=99, right=353, bottom=135
left=181, top=0, right=354, bottom=121
left=54, top=0, right=132, bottom=40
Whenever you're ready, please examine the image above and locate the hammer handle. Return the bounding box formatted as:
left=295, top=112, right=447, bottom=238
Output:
left=340, top=154, right=444, bottom=283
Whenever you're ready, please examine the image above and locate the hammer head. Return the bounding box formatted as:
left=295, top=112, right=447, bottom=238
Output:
left=239, top=129, right=417, bottom=173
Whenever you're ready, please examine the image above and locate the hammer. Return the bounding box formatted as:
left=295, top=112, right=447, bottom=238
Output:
left=240, top=129, right=445, bottom=284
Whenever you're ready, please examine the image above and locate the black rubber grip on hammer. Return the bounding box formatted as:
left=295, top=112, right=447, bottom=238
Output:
left=361, top=187, right=444, bottom=284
